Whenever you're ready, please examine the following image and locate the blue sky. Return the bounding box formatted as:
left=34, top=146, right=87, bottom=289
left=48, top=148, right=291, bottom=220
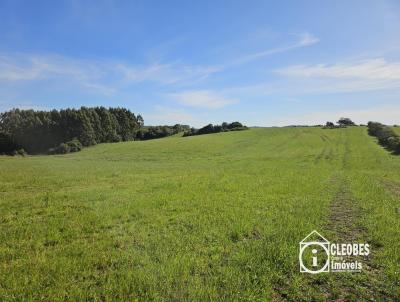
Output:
left=1, top=0, right=400, bottom=126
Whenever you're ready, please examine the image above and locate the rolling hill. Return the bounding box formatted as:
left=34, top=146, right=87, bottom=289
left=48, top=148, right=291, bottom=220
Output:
left=0, top=127, right=399, bottom=301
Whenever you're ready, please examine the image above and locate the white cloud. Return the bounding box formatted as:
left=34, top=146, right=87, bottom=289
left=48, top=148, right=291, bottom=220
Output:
left=265, top=58, right=400, bottom=95
left=0, top=53, right=220, bottom=92
left=277, top=58, right=400, bottom=80
left=171, top=90, right=238, bottom=109
left=0, top=53, right=116, bottom=96
left=82, top=82, right=116, bottom=96
left=297, top=32, right=320, bottom=47
left=116, top=63, right=220, bottom=85
left=233, top=32, right=319, bottom=65
left=0, top=53, right=102, bottom=81
left=0, top=56, right=41, bottom=81
left=159, top=57, right=400, bottom=99
left=0, top=31, right=319, bottom=94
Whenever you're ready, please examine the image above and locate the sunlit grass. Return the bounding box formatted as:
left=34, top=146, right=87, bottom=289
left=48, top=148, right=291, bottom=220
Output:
left=0, top=127, right=398, bottom=300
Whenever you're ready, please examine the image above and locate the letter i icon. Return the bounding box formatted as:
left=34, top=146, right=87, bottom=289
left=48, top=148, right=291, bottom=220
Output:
left=312, top=249, right=318, bottom=267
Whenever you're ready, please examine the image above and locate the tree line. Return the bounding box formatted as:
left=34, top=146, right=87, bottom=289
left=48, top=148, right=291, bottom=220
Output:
left=367, top=122, right=400, bottom=154
left=137, top=124, right=190, bottom=140
left=0, top=107, right=143, bottom=155
left=0, top=106, right=248, bottom=156
left=183, top=122, right=247, bottom=137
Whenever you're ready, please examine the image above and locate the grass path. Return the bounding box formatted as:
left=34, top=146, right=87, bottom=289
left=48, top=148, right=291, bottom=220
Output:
left=273, top=128, right=399, bottom=301
left=320, top=129, right=398, bottom=301
left=325, top=176, right=390, bottom=301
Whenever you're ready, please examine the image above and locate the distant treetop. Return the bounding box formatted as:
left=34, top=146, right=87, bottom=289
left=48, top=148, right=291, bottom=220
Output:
left=337, top=117, right=356, bottom=126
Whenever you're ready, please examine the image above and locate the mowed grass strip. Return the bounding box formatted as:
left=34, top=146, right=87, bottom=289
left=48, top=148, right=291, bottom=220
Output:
left=0, top=127, right=399, bottom=301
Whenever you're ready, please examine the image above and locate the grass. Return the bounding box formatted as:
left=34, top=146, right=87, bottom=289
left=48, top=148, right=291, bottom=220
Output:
left=393, top=126, right=400, bottom=135
left=0, top=127, right=399, bottom=301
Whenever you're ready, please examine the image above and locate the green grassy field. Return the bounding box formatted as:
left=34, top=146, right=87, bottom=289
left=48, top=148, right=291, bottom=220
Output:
left=0, top=127, right=399, bottom=301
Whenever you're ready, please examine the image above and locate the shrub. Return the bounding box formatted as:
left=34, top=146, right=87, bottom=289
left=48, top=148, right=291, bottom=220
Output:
left=388, top=136, right=400, bottom=154
left=66, top=139, right=82, bottom=152
left=16, top=148, right=27, bottom=156
left=57, top=143, right=70, bottom=154
left=48, top=139, right=82, bottom=155
left=368, top=122, right=400, bottom=154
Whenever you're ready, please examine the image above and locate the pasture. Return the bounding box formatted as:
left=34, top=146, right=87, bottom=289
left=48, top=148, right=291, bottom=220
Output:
left=0, top=127, right=399, bottom=301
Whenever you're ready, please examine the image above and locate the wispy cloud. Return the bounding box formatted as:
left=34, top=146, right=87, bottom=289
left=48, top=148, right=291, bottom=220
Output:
left=0, top=53, right=115, bottom=95
left=274, top=58, right=400, bottom=94
left=0, top=55, right=42, bottom=81
left=116, top=62, right=220, bottom=85
left=233, top=32, right=319, bottom=65
left=81, top=82, right=116, bottom=96
left=0, top=53, right=103, bottom=81
left=0, top=31, right=319, bottom=96
left=171, top=90, right=238, bottom=109
left=277, top=58, right=400, bottom=80
left=0, top=53, right=220, bottom=93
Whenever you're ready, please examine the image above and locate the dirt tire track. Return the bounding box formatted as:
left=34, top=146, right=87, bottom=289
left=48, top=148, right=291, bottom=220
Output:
left=314, top=146, right=328, bottom=164
left=322, top=175, right=394, bottom=302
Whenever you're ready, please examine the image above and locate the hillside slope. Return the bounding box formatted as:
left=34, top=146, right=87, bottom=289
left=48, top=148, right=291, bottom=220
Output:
left=0, top=127, right=399, bottom=301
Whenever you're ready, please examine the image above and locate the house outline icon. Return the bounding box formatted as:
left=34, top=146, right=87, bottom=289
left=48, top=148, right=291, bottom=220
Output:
left=299, top=230, right=330, bottom=274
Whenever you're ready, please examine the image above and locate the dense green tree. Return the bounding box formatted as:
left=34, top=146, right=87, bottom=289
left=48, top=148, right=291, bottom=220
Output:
left=0, top=107, right=143, bottom=154
left=110, top=107, right=140, bottom=141
left=325, top=121, right=335, bottom=128
left=337, top=117, right=355, bottom=126
left=227, top=121, right=243, bottom=129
